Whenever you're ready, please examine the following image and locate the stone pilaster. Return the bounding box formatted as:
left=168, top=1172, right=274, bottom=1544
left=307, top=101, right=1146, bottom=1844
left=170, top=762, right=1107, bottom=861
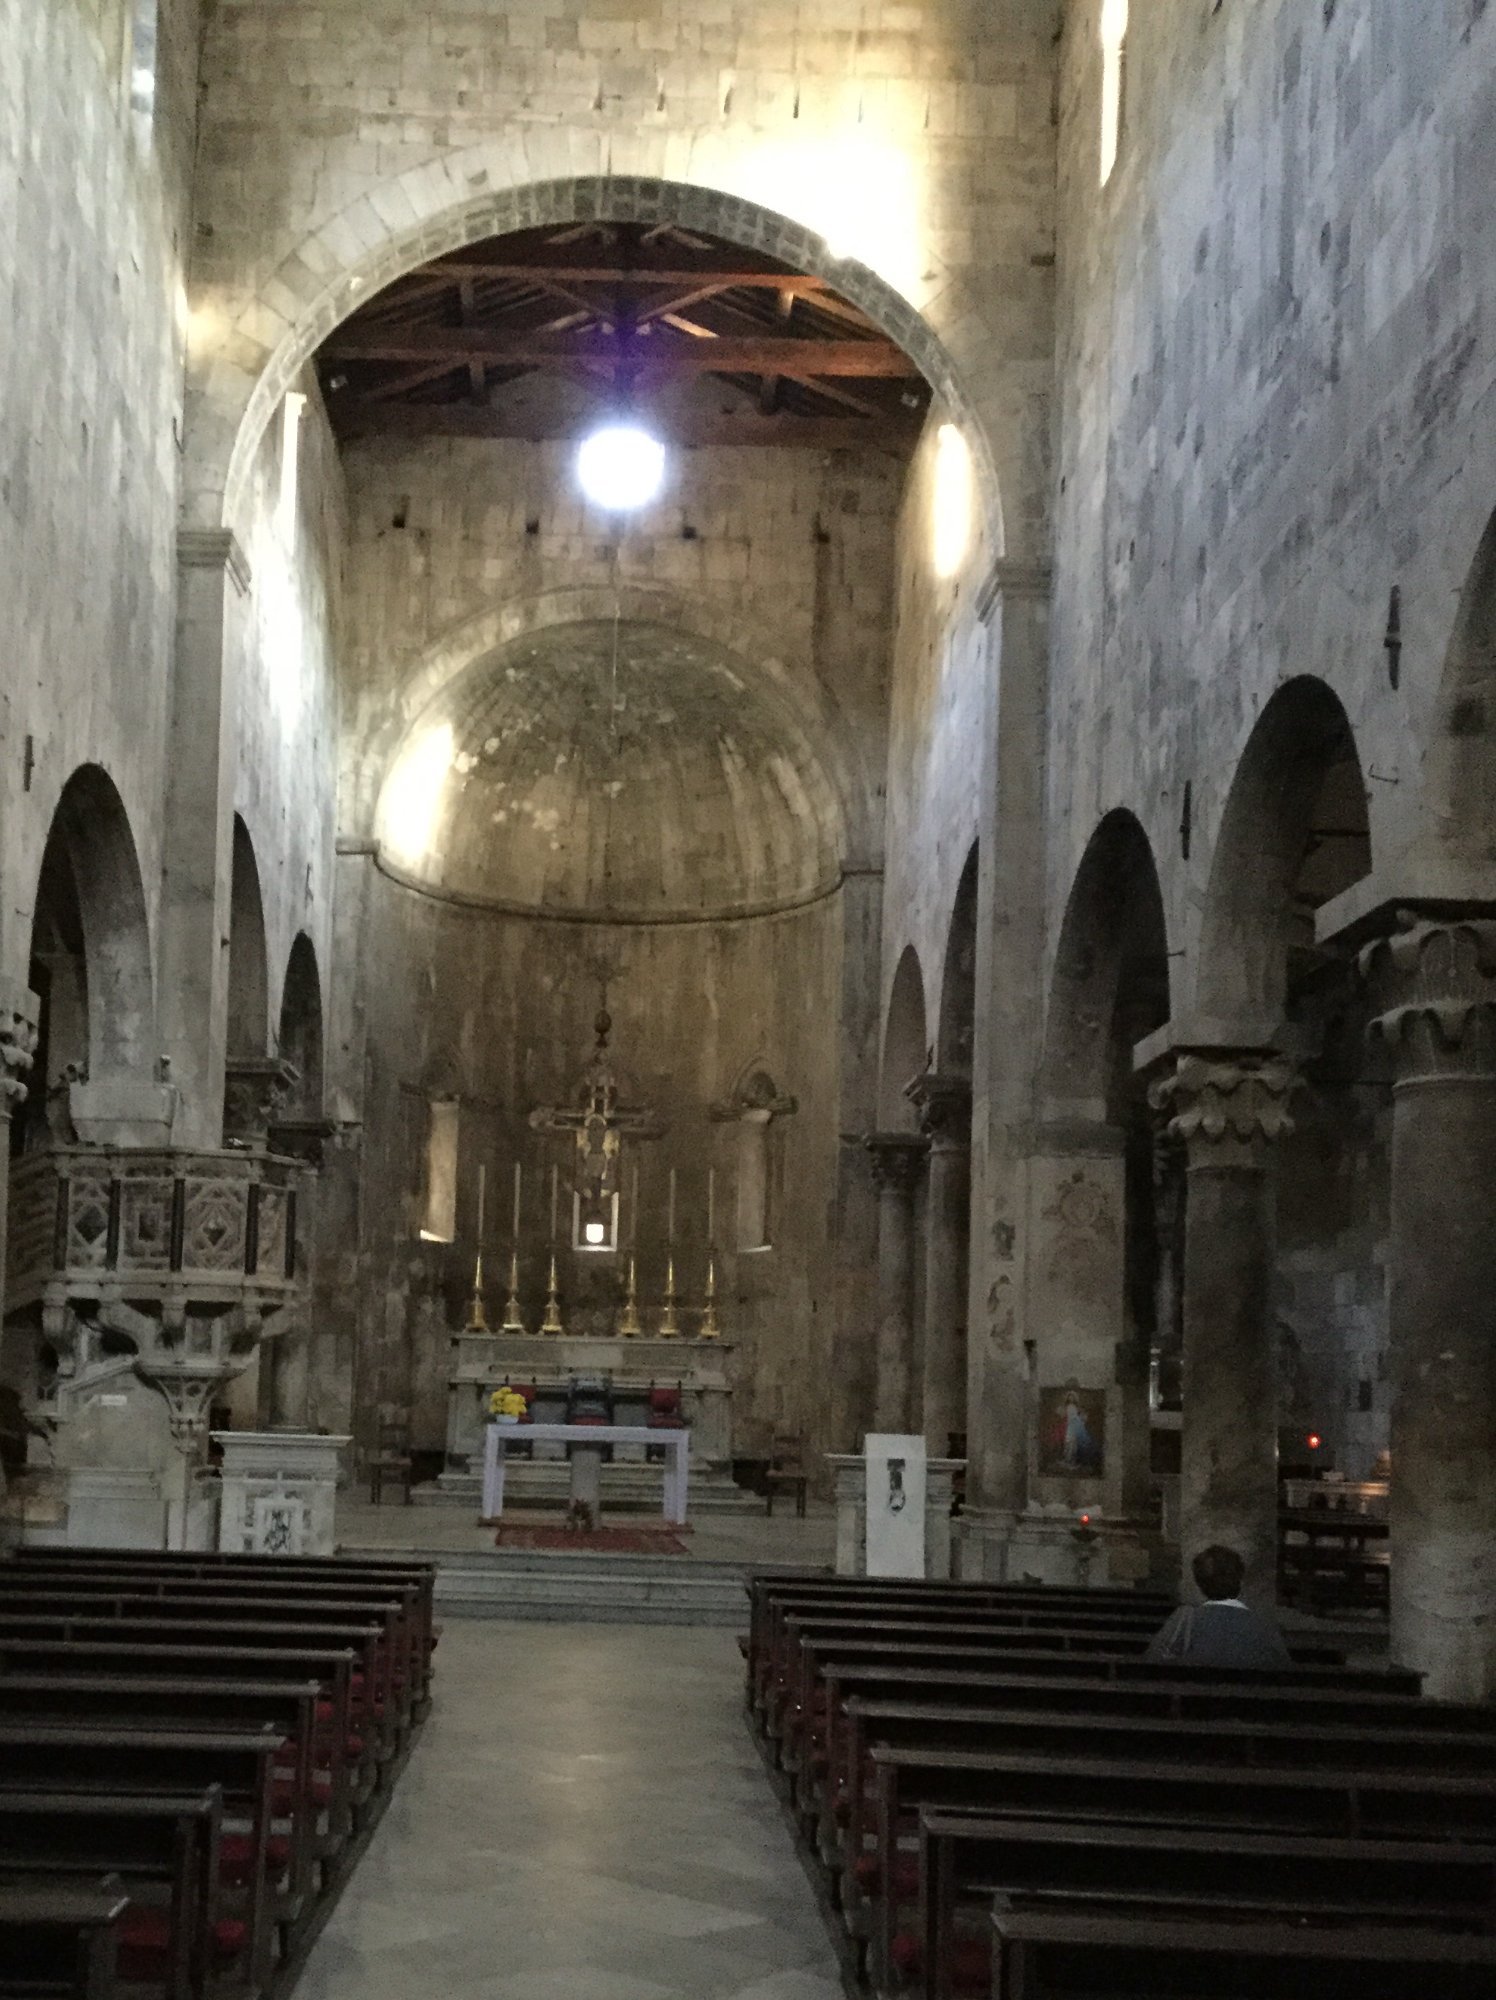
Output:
left=1149, top=1050, right=1299, bottom=1604
left=907, top=1074, right=972, bottom=1457
left=1360, top=912, right=1496, bottom=1700
left=159, top=530, right=252, bottom=1149
left=865, top=1132, right=929, bottom=1435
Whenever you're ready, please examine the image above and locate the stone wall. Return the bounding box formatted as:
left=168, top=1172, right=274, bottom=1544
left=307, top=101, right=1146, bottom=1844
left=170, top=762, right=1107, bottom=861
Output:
left=0, top=0, right=200, bottom=988
left=1046, top=0, right=1496, bottom=1477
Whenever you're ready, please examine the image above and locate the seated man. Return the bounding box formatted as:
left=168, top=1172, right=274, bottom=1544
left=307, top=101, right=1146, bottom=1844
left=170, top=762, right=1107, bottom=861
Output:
left=1146, top=1544, right=1293, bottom=1668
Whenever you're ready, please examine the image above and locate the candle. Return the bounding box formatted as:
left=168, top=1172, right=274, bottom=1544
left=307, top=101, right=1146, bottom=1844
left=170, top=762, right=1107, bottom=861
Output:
left=512, top=1161, right=522, bottom=1243
left=707, top=1165, right=715, bottom=1244
left=630, top=1158, right=640, bottom=1250
left=475, top=1163, right=486, bottom=1241
left=667, top=1166, right=676, bottom=1244
left=550, top=1163, right=559, bottom=1245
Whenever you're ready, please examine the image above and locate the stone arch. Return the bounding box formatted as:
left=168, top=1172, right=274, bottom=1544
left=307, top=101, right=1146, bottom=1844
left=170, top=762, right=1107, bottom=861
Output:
left=879, top=945, right=929, bottom=1131
left=1042, top=810, right=1170, bottom=1120
left=210, top=177, right=1003, bottom=557
left=1196, top=679, right=1372, bottom=1028
left=24, top=765, right=155, bottom=1099
left=277, top=932, right=324, bottom=1115
left=936, top=843, right=979, bottom=1077
left=226, top=817, right=271, bottom=1059
left=1429, top=507, right=1496, bottom=865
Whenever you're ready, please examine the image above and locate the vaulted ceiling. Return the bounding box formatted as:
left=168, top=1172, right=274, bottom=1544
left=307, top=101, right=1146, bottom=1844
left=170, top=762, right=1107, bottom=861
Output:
left=317, top=220, right=930, bottom=454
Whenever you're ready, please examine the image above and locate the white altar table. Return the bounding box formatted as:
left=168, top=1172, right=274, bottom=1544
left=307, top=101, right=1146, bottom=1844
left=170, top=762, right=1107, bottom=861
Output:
left=481, top=1422, right=690, bottom=1525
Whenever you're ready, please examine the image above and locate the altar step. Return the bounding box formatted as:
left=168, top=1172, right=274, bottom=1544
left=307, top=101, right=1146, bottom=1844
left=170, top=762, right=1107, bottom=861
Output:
left=347, top=1546, right=774, bottom=1626
left=424, top=1460, right=760, bottom=1515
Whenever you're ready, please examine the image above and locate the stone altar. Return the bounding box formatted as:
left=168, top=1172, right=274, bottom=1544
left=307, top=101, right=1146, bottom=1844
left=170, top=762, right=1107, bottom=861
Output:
left=444, top=1331, right=733, bottom=1479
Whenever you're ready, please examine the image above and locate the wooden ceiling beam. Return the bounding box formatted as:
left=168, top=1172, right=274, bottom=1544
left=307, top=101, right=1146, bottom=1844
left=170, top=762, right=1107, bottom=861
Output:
left=322, top=327, right=918, bottom=377
left=333, top=402, right=919, bottom=452
left=421, top=260, right=836, bottom=291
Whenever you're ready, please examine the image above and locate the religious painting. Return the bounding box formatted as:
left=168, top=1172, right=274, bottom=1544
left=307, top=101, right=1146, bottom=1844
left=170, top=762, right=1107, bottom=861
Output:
left=1038, top=1384, right=1106, bottom=1476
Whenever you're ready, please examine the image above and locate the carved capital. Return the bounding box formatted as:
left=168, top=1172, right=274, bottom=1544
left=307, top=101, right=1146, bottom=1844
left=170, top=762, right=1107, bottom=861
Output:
left=905, top=1071, right=972, bottom=1149
left=177, top=527, right=252, bottom=596
left=1148, top=1051, right=1299, bottom=1163
left=0, top=981, right=40, bottom=1114
left=1358, top=911, right=1496, bottom=1081
left=864, top=1131, right=929, bottom=1194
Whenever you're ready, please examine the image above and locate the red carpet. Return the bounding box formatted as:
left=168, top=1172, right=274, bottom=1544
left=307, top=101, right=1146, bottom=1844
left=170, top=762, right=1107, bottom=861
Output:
left=492, top=1522, right=692, bottom=1554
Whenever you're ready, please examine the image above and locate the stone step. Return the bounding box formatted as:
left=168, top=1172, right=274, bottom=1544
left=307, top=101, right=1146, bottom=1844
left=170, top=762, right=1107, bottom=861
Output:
left=340, top=1545, right=787, bottom=1627
left=425, top=1462, right=761, bottom=1515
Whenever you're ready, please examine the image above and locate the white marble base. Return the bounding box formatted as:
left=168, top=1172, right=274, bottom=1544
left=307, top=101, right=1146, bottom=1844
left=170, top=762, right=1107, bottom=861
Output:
left=214, top=1430, right=349, bottom=1556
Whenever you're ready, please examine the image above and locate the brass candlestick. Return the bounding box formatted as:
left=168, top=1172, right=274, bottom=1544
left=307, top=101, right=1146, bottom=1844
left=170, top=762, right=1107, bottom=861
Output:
left=501, top=1248, right=526, bottom=1333
left=540, top=1253, right=565, bottom=1335
left=465, top=1244, right=490, bottom=1332
left=619, top=1254, right=643, bottom=1337
left=699, top=1249, right=722, bottom=1339
left=657, top=1253, right=681, bottom=1338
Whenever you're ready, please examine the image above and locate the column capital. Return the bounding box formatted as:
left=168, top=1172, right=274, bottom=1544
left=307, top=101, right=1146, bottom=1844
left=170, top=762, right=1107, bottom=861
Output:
left=0, top=979, right=40, bottom=1113
left=975, top=558, right=1052, bottom=619
left=905, top=1071, right=972, bottom=1149
left=1359, top=909, right=1496, bottom=1081
left=864, top=1130, right=930, bottom=1192
left=1147, top=1049, right=1299, bottom=1164
left=177, top=527, right=252, bottom=596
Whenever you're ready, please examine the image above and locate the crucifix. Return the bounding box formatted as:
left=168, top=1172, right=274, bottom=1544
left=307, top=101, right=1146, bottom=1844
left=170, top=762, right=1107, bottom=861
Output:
left=528, top=1006, right=667, bottom=1236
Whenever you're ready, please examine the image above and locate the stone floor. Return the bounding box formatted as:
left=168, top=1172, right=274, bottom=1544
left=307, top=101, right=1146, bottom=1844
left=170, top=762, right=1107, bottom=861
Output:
left=295, top=1622, right=844, bottom=2000
left=337, top=1496, right=837, bottom=1568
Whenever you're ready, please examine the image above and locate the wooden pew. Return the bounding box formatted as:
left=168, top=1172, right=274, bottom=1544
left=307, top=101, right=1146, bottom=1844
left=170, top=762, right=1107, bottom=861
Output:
left=0, top=1613, right=392, bottom=1765
left=986, top=1906, right=1496, bottom=1999
left=0, top=1677, right=323, bottom=1914
left=0, top=1725, right=281, bottom=1992
left=844, top=1705, right=1496, bottom=1986
left=0, top=1583, right=411, bottom=1746
left=0, top=1794, right=222, bottom=2000
left=0, top=1640, right=365, bottom=1832
left=7, top=1556, right=437, bottom=1714
left=0, top=1881, right=128, bottom=2000
left=918, top=1814, right=1496, bottom=2000
left=791, top=1651, right=1435, bottom=1797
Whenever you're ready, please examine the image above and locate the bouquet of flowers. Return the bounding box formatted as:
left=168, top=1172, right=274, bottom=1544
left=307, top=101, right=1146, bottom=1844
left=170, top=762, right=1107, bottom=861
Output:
left=488, top=1386, right=528, bottom=1424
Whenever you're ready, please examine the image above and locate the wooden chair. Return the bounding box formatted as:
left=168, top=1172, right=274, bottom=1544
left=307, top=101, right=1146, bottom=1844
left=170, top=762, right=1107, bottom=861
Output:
left=764, top=1433, right=808, bottom=1518
left=367, top=1404, right=414, bottom=1505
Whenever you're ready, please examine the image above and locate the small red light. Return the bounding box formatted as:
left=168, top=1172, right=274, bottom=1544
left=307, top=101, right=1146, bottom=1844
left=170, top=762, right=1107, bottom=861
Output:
left=1080, top=1513, right=1091, bottom=1525
left=1306, top=1432, right=1322, bottom=1451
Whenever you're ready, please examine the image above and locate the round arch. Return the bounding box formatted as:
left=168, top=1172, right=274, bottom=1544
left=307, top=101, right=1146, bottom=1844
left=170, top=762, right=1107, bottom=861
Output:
left=1041, top=810, right=1170, bottom=1118
left=879, top=944, right=929, bottom=1130
left=26, top=765, right=155, bottom=1086
left=210, top=177, right=1003, bottom=557
left=1429, top=507, right=1496, bottom=865
left=936, top=843, right=979, bottom=1076
left=1195, top=679, right=1372, bottom=1027
left=226, top=817, right=271, bottom=1059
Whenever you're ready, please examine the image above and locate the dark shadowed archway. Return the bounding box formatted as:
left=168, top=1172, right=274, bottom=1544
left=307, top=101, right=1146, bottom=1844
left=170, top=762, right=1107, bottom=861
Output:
left=226, top=818, right=270, bottom=1060
left=879, top=945, right=929, bottom=1130
left=277, top=932, right=325, bottom=1116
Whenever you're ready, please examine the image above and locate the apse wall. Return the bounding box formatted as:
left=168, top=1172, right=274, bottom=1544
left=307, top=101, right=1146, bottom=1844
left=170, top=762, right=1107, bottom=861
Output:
left=0, top=0, right=200, bottom=991
left=331, top=878, right=845, bottom=1463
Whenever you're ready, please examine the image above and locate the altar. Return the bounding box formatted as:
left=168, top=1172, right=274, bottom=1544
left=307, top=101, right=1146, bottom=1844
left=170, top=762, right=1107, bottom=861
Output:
left=482, top=1420, right=690, bottom=1524
left=445, top=1331, right=734, bottom=1478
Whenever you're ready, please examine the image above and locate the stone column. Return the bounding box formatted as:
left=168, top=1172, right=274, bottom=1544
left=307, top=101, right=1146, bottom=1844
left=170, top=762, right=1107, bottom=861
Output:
left=865, top=1133, right=929, bottom=1434
left=1360, top=914, right=1496, bottom=1701
left=158, top=530, right=252, bottom=1149
left=1150, top=1051, right=1298, bottom=1605
left=907, top=1074, right=971, bottom=1456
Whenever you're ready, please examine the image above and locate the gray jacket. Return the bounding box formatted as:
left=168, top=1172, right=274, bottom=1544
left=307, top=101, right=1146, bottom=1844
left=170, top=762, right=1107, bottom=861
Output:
left=1144, top=1599, right=1293, bottom=1669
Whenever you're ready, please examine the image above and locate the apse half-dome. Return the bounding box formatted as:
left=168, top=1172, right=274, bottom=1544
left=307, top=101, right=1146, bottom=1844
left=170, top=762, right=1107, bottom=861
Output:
left=376, top=620, right=843, bottom=921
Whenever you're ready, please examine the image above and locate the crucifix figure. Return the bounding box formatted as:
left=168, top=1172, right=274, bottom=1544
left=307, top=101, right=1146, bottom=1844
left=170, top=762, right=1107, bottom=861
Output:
left=529, top=1009, right=667, bottom=1214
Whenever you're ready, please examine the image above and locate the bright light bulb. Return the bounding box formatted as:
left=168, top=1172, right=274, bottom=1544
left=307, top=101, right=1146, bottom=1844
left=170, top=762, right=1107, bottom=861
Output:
left=584, top=1220, right=606, bottom=1246
left=575, top=424, right=666, bottom=511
